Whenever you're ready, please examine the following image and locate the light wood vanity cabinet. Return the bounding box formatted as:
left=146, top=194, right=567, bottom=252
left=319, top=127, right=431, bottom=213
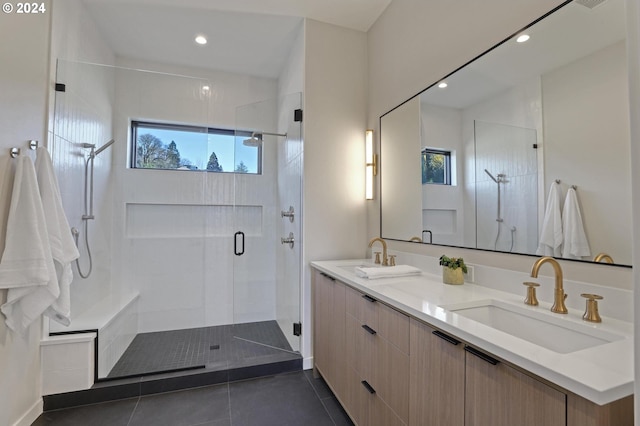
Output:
left=312, top=271, right=347, bottom=398
left=409, top=319, right=465, bottom=426
left=344, top=285, right=410, bottom=425
left=410, top=316, right=564, bottom=426
left=312, top=268, right=633, bottom=426
left=464, top=342, right=565, bottom=426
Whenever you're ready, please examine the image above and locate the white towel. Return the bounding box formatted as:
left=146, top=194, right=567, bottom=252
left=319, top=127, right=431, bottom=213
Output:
left=536, top=181, right=563, bottom=256
left=562, top=187, right=591, bottom=259
left=0, top=156, right=16, bottom=256
left=0, top=155, right=59, bottom=334
left=36, top=147, right=79, bottom=326
left=0, top=155, right=51, bottom=288
left=355, top=265, right=422, bottom=280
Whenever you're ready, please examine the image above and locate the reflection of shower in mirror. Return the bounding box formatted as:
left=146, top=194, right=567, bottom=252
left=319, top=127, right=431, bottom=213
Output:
left=484, top=169, right=515, bottom=251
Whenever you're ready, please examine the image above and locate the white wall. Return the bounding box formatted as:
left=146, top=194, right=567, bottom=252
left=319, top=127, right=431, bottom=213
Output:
left=303, top=19, right=368, bottom=366
left=381, top=97, right=422, bottom=240
left=542, top=41, right=631, bottom=264
left=367, top=0, right=633, bottom=288
left=624, top=0, right=640, bottom=420
left=0, top=3, right=51, bottom=425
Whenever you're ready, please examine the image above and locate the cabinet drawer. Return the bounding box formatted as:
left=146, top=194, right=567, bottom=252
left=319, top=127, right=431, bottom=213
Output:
left=378, top=302, right=409, bottom=354
left=346, top=286, right=378, bottom=330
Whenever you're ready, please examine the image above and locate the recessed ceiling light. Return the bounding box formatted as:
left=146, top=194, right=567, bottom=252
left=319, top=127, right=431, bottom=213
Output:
left=516, top=34, right=530, bottom=43
left=438, top=82, right=448, bottom=89
left=195, top=35, right=207, bottom=45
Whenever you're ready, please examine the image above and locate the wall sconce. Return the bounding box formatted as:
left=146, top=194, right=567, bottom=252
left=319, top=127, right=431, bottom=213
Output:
left=365, top=129, right=377, bottom=200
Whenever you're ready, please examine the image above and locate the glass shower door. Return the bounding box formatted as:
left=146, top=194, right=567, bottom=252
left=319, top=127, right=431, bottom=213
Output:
left=230, top=93, right=302, bottom=365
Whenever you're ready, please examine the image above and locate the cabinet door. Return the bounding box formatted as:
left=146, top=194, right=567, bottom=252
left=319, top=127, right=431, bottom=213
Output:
left=312, top=271, right=346, bottom=396
left=313, top=271, right=330, bottom=376
left=465, top=346, right=565, bottom=426
left=409, top=320, right=465, bottom=426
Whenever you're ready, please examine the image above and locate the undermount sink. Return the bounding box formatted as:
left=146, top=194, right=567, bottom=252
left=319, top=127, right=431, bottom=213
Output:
left=440, top=299, right=624, bottom=354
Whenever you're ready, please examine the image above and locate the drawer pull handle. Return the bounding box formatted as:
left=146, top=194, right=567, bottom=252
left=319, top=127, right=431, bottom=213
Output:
left=361, top=324, right=377, bottom=335
left=464, top=346, right=499, bottom=365
left=362, top=294, right=377, bottom=303
left=319, top=272, right=335, bottom=281
left=432, top=330, right=460, bottom=346
left=361, top=380, right=376, bottom=394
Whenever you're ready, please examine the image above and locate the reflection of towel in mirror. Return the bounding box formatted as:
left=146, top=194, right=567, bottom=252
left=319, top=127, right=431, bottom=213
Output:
left=36, top=147, right=80, bottom=326
left=536, top=181, right=563, bottom=256
left=562, top=188, right=590, bottom=259
left=0, top=155, right=58, bottom=334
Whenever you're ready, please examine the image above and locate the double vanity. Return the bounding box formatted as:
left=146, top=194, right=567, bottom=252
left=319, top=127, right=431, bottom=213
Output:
left=311, top=257, right=633, bottom=426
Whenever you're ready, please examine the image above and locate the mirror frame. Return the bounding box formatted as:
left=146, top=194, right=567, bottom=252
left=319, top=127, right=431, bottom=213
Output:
left=378, top=0, right=631, bottom=268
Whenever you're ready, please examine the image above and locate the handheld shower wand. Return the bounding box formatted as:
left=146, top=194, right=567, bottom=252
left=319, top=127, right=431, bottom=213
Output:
left=74, top=138, right=116, bottom=279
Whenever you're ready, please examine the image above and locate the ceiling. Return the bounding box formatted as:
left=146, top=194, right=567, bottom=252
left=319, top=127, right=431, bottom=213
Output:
left=81, top=0, right=392, bottom=78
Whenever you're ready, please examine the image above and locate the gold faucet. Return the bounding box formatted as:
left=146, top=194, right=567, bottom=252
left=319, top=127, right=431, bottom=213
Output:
left=593, top=253, right=614, bottom=264
left=368, top=237, right=388, bottom=266
left=530, top=256, right=568, bottom=314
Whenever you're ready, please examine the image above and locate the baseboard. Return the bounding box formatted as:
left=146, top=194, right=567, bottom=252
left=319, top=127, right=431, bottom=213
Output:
left=303, top=356, right=313, bottom=370
left=12, top=398, right=42, bottom=426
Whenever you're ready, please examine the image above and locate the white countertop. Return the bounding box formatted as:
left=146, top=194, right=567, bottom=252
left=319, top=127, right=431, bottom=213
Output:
left=311, top=259, right=634, bottom=406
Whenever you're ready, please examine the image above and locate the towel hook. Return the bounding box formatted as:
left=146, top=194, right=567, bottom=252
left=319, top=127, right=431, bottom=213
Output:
left=571, top=185, right=577, bottom=190
left=555, top=179, right=561, bottom=184
left=9, top=140, right=38, bottom=158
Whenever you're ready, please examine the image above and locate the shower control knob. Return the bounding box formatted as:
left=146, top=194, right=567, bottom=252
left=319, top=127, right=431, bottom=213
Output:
left=281, top=206, right=295, bottom=223
left=281, top=232, right=295, bottom=249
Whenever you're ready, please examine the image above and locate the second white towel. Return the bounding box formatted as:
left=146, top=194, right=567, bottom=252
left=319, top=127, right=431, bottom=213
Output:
left=562, top=187, right=590, bottom=259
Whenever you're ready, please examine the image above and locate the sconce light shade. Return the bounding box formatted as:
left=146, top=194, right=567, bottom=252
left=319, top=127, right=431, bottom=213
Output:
left=365, top=129, right=377, bottom=200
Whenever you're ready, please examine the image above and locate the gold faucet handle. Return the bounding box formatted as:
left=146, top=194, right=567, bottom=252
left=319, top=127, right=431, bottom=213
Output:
left=374, top=252, right=381, bottom=264
left=523, top=282, right=540, bottom=306
left=388, top=255, right=396, bottom=266
left=580, top=293, right=603, bottom=323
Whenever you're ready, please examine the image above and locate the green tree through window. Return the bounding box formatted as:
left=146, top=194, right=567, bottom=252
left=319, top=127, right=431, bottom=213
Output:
left=422, top=149, right=451, bottom=185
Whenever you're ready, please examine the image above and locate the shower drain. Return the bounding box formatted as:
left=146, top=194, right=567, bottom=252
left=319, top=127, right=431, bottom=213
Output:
left=210, top=345, right=220, bottom=350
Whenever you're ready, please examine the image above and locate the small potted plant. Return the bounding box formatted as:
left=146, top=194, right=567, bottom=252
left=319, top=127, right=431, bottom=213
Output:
left=439, top=255, right=467, bottom=285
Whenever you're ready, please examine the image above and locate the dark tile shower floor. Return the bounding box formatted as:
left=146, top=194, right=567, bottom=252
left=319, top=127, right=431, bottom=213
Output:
left=108, top=320, right=301, bottom=378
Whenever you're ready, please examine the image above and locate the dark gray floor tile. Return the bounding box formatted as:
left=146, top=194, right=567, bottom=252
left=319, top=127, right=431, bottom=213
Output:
left=229, top=372, right=334, bottom=426
left=303, top=369, right=333, bottom=399
left=128, top=384, right=230, bottom=426
left=321, top=396, right=354, bottom=426
left=32, top=397, right=138, bottom=426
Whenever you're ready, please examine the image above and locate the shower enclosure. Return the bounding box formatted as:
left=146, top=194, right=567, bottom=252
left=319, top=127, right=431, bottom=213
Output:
left=50, top=60, right=302, bottom=380
left=475, top=120, right=538, bottom=254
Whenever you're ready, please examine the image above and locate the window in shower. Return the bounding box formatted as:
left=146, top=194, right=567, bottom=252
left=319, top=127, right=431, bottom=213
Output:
left=131, top=121, right=262, bottom=174
left=421, top=148, right=451, bottom=185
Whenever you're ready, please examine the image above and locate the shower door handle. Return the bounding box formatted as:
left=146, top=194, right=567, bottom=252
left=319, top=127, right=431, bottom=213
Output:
left=234, top=231, right=245, bottom=256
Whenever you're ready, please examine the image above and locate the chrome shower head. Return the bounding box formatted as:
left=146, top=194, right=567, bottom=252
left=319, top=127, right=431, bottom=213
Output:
left=242, top=131, right=287, bottom=147
left=243, top=133, right=262, bottom=147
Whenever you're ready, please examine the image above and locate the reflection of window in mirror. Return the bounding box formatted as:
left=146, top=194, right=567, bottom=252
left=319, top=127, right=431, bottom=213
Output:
left=421, top=148, right=451, bottom=185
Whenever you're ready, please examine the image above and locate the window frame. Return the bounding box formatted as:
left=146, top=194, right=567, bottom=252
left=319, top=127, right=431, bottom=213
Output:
left=130, top=120, right=262, bottom=174
left=421, top=148, right=452, bottom=185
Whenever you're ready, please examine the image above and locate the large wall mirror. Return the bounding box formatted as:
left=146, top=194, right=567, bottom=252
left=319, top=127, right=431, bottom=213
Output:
left=380, top=0, right=631, bottom=266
